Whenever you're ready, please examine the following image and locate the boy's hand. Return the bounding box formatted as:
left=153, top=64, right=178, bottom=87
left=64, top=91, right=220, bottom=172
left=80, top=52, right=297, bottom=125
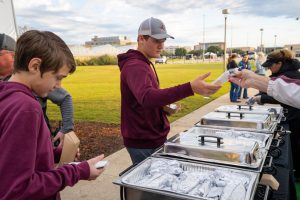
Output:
left=74, top=148, right=80, bottom=161
left=87, top=154, right=105, bottom=180
left=190, top=72, right=221, bottom=96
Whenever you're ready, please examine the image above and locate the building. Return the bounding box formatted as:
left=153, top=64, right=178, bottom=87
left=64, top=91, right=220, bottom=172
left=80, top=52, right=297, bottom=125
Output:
left=284, top=44, right=300, bottom=54
left=164, top=46, right=179, bottom=54
left=164, top=46, right=192, bottom=55
left=194, top=42, right=225, bottom=51
left=85, top=36, right=133, bottom=46
left=233, top=47, right=256, bottom=52
left=264, top=47, right=283, bottom=54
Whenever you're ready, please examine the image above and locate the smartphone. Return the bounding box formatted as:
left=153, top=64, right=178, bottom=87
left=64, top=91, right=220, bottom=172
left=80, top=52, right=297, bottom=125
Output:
left=95, top=160, right=108, bottom=169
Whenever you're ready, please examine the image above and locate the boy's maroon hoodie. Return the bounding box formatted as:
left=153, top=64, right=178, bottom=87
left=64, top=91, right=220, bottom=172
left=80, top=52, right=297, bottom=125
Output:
left=118, top=49, right=194, bottom=149
left=0, top=81, right=90, bottom=200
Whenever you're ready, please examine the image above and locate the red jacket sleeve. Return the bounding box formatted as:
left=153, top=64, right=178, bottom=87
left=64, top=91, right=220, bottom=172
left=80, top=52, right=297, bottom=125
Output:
left=0, top=108, right=89, bottom=199
left=123, top=63, right=194, bottom=108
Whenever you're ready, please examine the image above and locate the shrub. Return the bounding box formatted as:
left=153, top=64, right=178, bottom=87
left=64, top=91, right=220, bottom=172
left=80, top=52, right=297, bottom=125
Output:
left=75, top=55, right=117, bottom=66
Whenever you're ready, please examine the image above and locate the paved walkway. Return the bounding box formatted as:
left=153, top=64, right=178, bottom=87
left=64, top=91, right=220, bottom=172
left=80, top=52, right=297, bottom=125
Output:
left=61, top=89, right=257, bottom=200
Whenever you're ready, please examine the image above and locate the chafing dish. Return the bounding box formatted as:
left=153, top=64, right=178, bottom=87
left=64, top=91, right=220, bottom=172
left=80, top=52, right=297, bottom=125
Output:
left=215, top=105, right=284, bottom=122
left=197, top=112, right=277, bottom=134
left=115, top=157, right=259, bottom=200
left=159, top=127, right=270, bottom=170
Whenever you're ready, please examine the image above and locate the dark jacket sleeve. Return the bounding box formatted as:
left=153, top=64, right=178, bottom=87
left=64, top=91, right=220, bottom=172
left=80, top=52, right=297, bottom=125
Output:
left=259, top=93, right=280, bottom=104
left=47, top=88, right=74, bottom=133
left=123, top=63, right=194, bottom=108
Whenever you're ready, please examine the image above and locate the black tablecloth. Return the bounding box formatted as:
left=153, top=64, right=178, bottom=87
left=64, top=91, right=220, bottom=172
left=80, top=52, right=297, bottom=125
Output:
left=269, top=126, right=297, bottom=200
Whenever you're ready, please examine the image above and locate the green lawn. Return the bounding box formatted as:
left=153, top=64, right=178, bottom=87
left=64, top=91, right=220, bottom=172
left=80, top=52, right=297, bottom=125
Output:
left=47, top=63, right=230, bottom=124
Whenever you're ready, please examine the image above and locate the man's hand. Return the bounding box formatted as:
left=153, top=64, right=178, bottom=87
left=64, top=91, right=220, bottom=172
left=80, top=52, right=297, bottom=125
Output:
left=163, top=103, right=181, bottom=116
left=246, top=96, right=262, bottom=105
left=228, top=69, right=256, bottom=88
left=87, top=154, right=105, bottom=180
left=52, top=131, right=65, bottom=148
left=190, top=72, right=221, bottom=96
left=229, top=69, right=270, bottom=93
left=74, top=148, right=81, bottom=161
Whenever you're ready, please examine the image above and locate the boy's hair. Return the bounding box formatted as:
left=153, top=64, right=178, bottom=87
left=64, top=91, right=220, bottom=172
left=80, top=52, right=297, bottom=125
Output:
left=137, top=35, right=150, bottom=42
left=14, top=30, right=76, bottom=75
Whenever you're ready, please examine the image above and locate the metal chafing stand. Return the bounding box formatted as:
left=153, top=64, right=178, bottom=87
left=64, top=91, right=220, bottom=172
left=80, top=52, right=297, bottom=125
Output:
left=114, top=105, right=287, bottom=200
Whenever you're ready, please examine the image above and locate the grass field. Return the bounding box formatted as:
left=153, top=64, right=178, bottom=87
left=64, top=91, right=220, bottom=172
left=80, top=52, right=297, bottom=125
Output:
left=47, top=62, right=230, bottom=124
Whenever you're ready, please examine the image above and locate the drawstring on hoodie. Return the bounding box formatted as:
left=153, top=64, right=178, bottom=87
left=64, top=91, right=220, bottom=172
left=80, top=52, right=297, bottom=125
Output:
left=150, top=62, right=165, bottom=129
left=150, top=62, right=160, bottom=86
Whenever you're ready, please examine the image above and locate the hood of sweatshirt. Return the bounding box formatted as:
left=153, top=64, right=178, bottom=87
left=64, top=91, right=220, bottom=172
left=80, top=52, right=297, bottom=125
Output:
left=0, top=81, right=35, bottom=102
left=117, top=49, right=151, bottom=71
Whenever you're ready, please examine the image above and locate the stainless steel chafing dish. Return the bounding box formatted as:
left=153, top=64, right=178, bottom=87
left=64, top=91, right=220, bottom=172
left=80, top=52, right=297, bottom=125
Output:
left=159, top=127, right=271, bottom=170
left=115, top=157, right=259, bottom=200
left=197, top=112, right=277, bottom=134
left=215, top=105, right=284, bottom=123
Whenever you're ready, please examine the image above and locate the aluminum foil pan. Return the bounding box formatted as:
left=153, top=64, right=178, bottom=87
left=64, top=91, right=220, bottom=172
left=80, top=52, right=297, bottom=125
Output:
left=120, top=157, right=259, bottom=200
left=160, top=127, right=272, bottom=170
left=177, top=127, right=273, bottom=149
left=198, top=112, right=277, bottom=134
left=215, top=105, right=283, bottom=122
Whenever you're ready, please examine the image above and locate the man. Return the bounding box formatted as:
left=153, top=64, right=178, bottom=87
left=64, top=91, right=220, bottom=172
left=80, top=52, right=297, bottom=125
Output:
left=118, top=17, right=221, bottom=164
left=237, top=54, right=251, bottom=99
left=0, top=33, right=15, bottom=80
left=0, top=30, right=105, bottom=199
left=0, top=33, right=73, bottom=147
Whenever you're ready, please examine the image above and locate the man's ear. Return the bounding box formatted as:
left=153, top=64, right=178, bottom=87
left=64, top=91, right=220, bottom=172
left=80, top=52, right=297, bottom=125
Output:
left=28, top=58, right=42, bottom=73
left=138, top=35, right=144, bottom=42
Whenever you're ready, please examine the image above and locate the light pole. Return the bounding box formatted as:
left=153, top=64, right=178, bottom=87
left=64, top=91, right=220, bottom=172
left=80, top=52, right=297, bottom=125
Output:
left=260, top=28, right=264, bottom=52
left=222, top=9, right=229, bottom=71
left=202, top=14, right=205, bottom=62
left=274, top=35, right=277, bottom=50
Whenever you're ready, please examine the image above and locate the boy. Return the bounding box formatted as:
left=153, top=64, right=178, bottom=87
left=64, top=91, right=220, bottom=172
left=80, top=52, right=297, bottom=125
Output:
left=0, top=30, right=104, bottom=199
left=0, top=33, right=74, bottom=148
left=118, top=17, right=220, bottom=164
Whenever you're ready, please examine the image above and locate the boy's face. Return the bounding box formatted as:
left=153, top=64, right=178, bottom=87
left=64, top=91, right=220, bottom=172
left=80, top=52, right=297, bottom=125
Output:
left=138, top=36, right=165, bottom=59
left=33, top=64, right=69, bottom=97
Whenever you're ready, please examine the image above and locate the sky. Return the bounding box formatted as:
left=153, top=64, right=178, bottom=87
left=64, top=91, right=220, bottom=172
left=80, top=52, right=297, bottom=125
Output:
left=12, top=0, right=300, bottom=48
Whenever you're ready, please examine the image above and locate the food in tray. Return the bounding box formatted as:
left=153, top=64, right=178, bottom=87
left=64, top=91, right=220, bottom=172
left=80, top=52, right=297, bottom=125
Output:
left=128, top=158, right=252, bottom=200
left=163, top=103, right=180, bottom=115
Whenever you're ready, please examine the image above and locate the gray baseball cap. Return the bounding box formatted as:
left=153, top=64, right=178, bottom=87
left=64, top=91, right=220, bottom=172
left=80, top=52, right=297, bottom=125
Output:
left=0, top=33, right=16, bottom=51
left=138, top=17, right=174, bottom=40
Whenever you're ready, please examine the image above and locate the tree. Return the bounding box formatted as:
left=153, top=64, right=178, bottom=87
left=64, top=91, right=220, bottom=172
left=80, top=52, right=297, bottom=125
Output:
left=175, top=48, right=187, bottom=57
left=232, top=48, right=245, bottom=55
left=160, top=50, right=172, bottom=57
left=206, top=46, right=223, bottom=55
left=188, top=50, right=203, bottom=57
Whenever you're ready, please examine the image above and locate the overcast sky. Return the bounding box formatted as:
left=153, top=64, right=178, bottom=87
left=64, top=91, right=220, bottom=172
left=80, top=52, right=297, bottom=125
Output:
left=13, top=0, right=300, bottom=48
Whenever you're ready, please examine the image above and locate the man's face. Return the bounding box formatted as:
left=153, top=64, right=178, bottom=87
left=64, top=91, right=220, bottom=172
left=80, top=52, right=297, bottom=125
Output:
left=32, top=64, right=70, bottom=97
left=139, top=36, right=166, bottom=59
left=242, top=55, right=249, bottom=62
left=269, top=62, right=282, bottom=74
left=0, top=50, right=14, bottom=77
